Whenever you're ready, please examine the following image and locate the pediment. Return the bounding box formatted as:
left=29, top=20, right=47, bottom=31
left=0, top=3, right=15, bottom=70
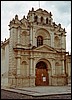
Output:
left=33, top=45, right=57, bottom=53
left=36, top=8, right=43, bottom=13
left=36, top=8, right=50, bottom=15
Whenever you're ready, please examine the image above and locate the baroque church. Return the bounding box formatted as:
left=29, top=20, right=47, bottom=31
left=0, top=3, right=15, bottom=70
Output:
left=1, top=8, right=71, bottom=87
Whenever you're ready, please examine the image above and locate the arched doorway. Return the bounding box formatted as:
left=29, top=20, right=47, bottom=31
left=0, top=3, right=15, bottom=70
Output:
left=35, top=61, right=49, bottom=86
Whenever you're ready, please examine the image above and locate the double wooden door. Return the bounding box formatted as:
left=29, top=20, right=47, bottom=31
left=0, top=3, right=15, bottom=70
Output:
left=35, top=68, right=49, bottom=86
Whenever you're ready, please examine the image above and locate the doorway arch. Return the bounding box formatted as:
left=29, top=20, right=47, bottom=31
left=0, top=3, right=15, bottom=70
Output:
left=35, top=61, right=49, bottom=86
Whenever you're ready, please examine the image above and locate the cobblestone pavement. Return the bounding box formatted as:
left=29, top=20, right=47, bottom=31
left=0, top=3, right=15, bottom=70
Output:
left=1, top=89, right=71, bottom=99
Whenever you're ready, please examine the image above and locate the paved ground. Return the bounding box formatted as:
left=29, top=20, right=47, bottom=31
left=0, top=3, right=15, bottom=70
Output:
left=1, top=86, right=71, bottom=99
left=1, top=86, right=71, bottom=96
left=1, top=89, right=71, bottom=99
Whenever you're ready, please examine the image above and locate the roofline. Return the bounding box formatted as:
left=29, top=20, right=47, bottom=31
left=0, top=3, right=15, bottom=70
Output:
left=1, top=38, right=10, bottom=47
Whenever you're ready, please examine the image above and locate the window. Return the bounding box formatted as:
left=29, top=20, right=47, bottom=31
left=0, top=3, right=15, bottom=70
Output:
left=49, top=20, right=51, bottom=25
left=34, top=16, right=38, bottom=22
left=37, top=36, right=43, bottom=47
left=46, top=18, right=48, bottom=24
left=41, top=17, right=43, bottom=23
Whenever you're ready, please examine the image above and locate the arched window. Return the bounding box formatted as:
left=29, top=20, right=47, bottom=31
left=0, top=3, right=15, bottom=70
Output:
left=34, top=16, right=38, bottom=22
left=49, top=20, right=51, bottom=25
left=46, top=18, right=48, bottom=24
left=41, top=17, right=43, bottom=23
left=37, top=36, right=43, bottom=47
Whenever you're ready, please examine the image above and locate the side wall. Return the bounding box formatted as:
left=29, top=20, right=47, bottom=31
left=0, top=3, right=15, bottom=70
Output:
left=66, top=55, right=71, bottom=85
left=1, top=43, right=9, bottom=87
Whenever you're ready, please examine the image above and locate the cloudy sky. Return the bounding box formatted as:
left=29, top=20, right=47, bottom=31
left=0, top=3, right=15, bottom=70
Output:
left=1, top=1, right=71, bottom=54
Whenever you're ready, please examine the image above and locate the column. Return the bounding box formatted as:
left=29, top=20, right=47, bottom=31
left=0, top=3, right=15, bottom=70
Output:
left=27, top=64, right=29, bottom=76
left=60, top=54, right=65, bottom=74
left=62, top=59, right=65, bottom=74
left=51, top=33, right=54, bottom=47
left=30, top=59, right=33, bottom=75
left=52, top=33, right=54, bottom=47
left=30, top=52, right=33, bottom=76
left=17, top=27, right=21, bottom=44
left=33, top=30, right=37, bottom=46
left=68, top=63, right=71, bottom=76
left=17, top=51, right=21, bottom=75
left=61, top=35, right=64, bottom=49
left=52, top=59, right=55, bottom=75
left=38, top=16, right=41, bottom=23
left=30, top=24, right=33, bottom=46
left=44, top=17, right=46, bottom=24
left=35, top=37, right=37, bottom=47
left=33, top=60, right=36, bottom=77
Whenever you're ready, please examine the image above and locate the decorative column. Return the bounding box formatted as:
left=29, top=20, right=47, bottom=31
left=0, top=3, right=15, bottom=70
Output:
left=62, top=55, right=65, bottom=74
left=27, top=63, right=29, bottom=76
left=38, top=16, right=41, bottom=23
left=30, top=24, right=33, bottom=46
left=34, top=37, right=37, bottom=47
left=17, top=26, right=21, bottom=44
left=17, top=51, right=21, bottom=75
left=33, top=29, right=36, bottom=46
left=52, top=33, right=54, bottom=47
left=52, top=59, right=55, bottom=75
left=33, top=59, right=36, bottom=77
left=30, top=52, right=33, bottom=76
left=51, top=33, right=54, bottom=47
left=29, top=51, right=35, bottom=86
left=61, top=35, right=64, bottom=49
left=44, top=17, right=46, bottom=24
left=62, top=60, right=65, bottom=74
left=16, top=27, right=21, bottom=75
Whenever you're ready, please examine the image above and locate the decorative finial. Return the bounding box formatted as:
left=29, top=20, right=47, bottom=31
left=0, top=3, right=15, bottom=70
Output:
left=5, top=38, right=6, bottom=41
left=15, top=15, right=18, bottom=20
left=32, top=7, right=34, bottom=11
left=58, top=23, right=61, bottom=28
left=64, top=28, right=65, bottom=31
left=23, top=15, right=25, bottom=19
left=12, top=18, right=15, bottom=23
left=63, top=28, right=66, bottom=33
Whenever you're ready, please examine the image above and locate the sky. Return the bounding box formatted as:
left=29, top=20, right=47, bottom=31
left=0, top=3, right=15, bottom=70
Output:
left=1, top=1, right=71, bottom=54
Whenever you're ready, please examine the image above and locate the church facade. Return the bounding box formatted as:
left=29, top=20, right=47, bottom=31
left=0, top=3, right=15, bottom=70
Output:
left=1, top=8, right=71, bottom=87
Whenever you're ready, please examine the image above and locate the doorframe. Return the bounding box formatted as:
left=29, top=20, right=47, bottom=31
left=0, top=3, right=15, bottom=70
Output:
left=35, top=59, right=51, bottom=86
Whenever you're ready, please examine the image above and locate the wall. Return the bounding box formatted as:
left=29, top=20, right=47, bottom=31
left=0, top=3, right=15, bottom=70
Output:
left=1, top=43, right=9, bottom=86
left=66, top=55, right=71, bottom=85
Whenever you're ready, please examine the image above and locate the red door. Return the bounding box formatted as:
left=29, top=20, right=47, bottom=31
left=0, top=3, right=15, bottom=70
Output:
left=35, top=61, right=49, bottom=86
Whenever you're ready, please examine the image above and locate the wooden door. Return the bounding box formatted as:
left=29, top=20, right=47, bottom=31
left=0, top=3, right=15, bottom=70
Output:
left=35, top=68, right=49, bottom=86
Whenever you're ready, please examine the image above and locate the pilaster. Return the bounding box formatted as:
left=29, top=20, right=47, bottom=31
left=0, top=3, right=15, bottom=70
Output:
left=17, top=27, right=21, bottom=44
left=52, top=59, right=55, bottom=75
left=51, top=32, right=54, bottom=47
left=16, top=51, right=21, bottom=75
left=30, top=23, right=33, bottom=46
